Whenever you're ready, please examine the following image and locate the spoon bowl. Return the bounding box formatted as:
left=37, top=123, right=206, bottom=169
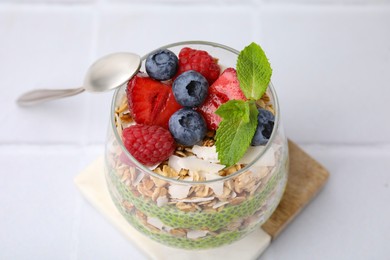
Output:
left=83, top=52, right=141, bottom=92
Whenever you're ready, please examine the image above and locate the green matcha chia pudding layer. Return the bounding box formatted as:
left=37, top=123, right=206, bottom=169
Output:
left=105, top=154, right=288, bottom=249
left=104, top=41, right=289, bottom=249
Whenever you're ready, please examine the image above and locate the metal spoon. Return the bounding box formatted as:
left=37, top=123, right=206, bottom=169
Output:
left=17, top=52, right=141, bottom=106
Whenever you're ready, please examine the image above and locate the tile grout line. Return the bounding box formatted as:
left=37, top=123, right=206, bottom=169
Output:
left=80, top=2, right=101, bottom=147
left=69, top=194, right=83, bottom=260
left=69, top=144, right=95, bottom=260
left=69, top=4, right=101, bottom=259
left=251, top=0, right=264, bottom=43
left=0, top=1, right=389, bottom=9
left=0, top=142, right=390, bottom=149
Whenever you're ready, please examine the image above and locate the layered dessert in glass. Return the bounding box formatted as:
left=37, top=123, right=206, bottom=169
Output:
left=105, top=41, right=289, bottom=249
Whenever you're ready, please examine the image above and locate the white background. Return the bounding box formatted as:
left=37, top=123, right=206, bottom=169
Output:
left=0, top=0, right=389, bottom=259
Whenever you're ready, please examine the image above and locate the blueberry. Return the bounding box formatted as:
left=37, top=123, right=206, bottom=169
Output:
left=251, top=108, right=275, bottom=146
left=169, top=108, right=207, bottom=146
left=145, top=49, right=178, bottom=81
left=172, top=70, right=209, bottom=107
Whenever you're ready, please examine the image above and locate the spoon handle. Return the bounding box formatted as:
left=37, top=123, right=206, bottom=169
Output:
left=16, top=87, right=85, bottom=106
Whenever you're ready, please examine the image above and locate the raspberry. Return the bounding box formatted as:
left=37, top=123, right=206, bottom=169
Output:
left=176, top=47, right=220, bottom=85
left=122, top=124, right=175, bottom=166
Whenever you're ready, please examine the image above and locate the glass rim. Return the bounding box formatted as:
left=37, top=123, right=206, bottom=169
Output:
left=109, top=40, right=281, bottom=185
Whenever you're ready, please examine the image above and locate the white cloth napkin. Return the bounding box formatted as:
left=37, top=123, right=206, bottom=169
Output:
left=74, top=156, right=271, bottom=260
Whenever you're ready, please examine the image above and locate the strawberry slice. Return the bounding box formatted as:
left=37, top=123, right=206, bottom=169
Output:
left=197, top=68, right=246, bottom=130
left=209, top=68, right=247, bottom=102
left=197, top=94, right=223, bottom=131
left=127, top=74, right=182, bottom=129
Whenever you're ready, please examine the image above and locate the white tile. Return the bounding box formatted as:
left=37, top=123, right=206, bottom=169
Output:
left=0, top=8, right=94, bottom=144
left=96, top=6, right=254, bottom=56
left=77, top=201, right=146, bottom=259
left=261, top=144, right=390, bottom=260
left=257, top=6, right=390, bottom=144
left=0, top=0, right=94, bottom=3
left=69, top=144, right=145, bottom=259
left=108, top=0, right=212, bottom=3
left=0, top=146, right=84, bottom=259
left=261, top=0, right=390, bottom=5
left=107, top=0, right=252, bottom=4
left=83, top=91, right=113, bottom=145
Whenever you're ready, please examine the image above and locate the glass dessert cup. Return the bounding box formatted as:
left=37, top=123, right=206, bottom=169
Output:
left=105, top=41, right=289, bottom=250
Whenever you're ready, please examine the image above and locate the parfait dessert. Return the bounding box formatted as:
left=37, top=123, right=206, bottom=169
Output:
left=105, top=41, right=288, bottom=249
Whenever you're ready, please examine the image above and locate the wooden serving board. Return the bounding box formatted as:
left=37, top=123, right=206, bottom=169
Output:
left=74, top=140, right=329, bottom=259
left=262, top=140, right=329, bottom=239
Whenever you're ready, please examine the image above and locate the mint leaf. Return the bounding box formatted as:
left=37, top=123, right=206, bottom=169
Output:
left=236, top=42, right=272, bottom=100
left=215, top=101, right=258, bottom=167
left=215, top=100, right=250, bottom=123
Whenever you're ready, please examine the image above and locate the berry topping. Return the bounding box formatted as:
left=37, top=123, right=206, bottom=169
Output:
left=251, top=108, right=275, bottom=146
left=172, top=70, right=209, bottom=107
left=168, top=108, right=207, bottom=146
left=146, top=49, right=179, bottom=81
left=197, top=68, right=246, bottom=130
left=196, top=94, right=222, bottom=131
left=122, top=124, right=175, bottom=166
left=177, top=47, right=220, bottom=85
left=127, top=74, right=182, bottom=129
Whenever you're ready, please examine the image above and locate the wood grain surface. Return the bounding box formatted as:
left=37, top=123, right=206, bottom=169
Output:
left=261, top=140, right=330, bottom=240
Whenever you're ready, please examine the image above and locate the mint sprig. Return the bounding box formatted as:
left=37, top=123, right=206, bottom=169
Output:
left=236, top=42, right=272, bottom=100
left=215, top=42, right=272, bottom=166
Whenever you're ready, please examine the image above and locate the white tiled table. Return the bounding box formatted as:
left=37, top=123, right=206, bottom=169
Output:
left=0, top=1, right=389, bottom=259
